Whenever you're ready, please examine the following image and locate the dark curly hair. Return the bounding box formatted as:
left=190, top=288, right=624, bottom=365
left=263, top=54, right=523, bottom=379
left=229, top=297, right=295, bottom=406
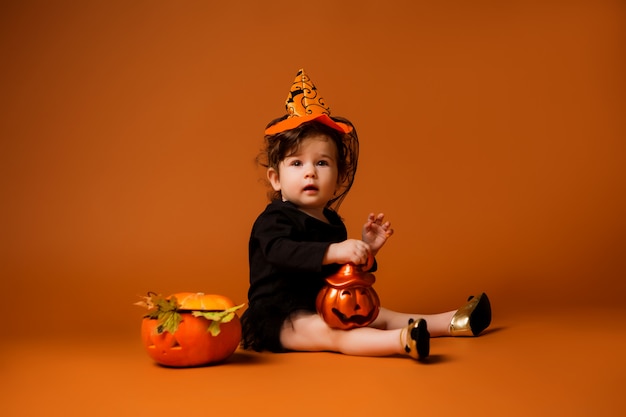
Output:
left=258, top=116, right=359, bottom=211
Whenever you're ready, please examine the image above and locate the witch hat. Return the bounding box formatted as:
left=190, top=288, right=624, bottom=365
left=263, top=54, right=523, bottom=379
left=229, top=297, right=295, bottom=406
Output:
left=265, top=69, right=353, bottom=135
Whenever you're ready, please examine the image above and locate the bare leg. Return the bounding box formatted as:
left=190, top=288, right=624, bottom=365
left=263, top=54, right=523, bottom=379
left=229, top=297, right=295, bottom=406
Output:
left=280, top=311, right=408, bottom=357
left=371, top=307, right=456, bottom=337
left=279, top=295, right=490, bottom=356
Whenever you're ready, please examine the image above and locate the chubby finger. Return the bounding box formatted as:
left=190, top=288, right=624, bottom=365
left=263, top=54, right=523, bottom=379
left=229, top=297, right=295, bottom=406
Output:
left=349, top=253, right=369, bottom=266
left=356, top=243, right=371, bottom=265
left=371, top=213, right=384, bottom=225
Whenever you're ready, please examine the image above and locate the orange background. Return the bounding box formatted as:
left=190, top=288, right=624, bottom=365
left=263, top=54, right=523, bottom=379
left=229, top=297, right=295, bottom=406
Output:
left=1, top=1, right=625, bottom=416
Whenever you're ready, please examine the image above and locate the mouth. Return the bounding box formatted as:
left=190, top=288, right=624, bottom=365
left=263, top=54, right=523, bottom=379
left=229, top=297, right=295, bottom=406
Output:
left=331, top=308, right=374, bottom=325
left=303, top=185, right=319, bottom=192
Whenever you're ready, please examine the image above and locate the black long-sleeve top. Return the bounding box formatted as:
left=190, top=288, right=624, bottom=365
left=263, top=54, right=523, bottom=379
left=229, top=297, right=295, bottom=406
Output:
left=242, top=199, right=379, bottom=351
left=241, top=200, right=349, bottom=351
left=247, top=200, right=347, bottom=310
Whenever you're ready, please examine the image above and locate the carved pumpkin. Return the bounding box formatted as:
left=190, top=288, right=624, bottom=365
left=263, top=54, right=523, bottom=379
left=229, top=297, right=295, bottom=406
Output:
left=138, top=292, right=243, bottom=367
left=316, top=264, right=380, bottom=330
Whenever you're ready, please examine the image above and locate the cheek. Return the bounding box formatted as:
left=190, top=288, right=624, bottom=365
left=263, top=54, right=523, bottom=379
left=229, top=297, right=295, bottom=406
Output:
left=322, top=169, right=339, bottom=186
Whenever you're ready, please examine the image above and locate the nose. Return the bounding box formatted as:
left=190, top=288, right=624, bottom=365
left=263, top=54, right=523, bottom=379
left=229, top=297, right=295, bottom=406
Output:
left=304, top=163, right=317, bottom=178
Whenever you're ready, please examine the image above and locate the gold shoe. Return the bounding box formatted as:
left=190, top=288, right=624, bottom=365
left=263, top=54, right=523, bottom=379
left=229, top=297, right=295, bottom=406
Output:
left=402, top=318, right=430, bottom=360
left=449, top=293, right=491, bottom=336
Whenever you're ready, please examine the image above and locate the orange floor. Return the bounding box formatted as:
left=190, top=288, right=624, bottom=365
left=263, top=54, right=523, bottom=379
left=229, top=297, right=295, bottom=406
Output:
left=4, top=306, right=625, bottom=417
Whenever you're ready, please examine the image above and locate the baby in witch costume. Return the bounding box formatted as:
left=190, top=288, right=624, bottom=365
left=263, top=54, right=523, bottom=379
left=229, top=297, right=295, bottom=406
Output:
left=241, top=69, right=491, bottom=360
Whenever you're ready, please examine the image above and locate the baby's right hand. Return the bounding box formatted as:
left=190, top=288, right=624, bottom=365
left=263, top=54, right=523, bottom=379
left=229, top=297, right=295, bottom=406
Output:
left=324, top=239, right=372, bottom=267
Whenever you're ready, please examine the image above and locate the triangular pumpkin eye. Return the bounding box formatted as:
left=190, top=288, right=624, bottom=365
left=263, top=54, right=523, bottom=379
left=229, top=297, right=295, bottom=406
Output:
left=171, top=339, right=182, bottom=350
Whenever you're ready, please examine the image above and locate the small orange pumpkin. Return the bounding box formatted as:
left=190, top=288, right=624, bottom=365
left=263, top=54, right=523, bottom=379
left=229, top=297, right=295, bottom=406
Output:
left=316, top=264, right=380, bottom=330
left=138, top=292, right=243, bottom=367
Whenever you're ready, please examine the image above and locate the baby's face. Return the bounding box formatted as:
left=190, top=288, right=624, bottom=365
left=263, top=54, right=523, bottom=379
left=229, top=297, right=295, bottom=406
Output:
left=267, top=134, right=339, bottom=218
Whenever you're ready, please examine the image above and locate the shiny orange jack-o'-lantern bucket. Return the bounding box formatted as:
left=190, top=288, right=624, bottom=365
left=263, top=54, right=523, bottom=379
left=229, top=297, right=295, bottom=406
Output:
left=316, top=264, right=380, bottom=330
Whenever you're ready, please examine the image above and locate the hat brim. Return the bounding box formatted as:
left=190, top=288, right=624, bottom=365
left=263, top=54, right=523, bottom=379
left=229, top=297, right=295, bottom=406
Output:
left=325, top=270, right=376, bottom=289
left=265, top=113, right=353, bottom=135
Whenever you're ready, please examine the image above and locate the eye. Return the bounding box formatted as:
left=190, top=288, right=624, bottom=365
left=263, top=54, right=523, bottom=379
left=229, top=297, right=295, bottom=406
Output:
left=290, top=160, right=302, bottom=167
left=317, top=160, right=330, bottom=166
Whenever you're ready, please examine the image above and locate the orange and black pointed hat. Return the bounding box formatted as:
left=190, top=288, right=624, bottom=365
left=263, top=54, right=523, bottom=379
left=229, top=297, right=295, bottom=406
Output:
left=265, top=69, right=353, bottom=135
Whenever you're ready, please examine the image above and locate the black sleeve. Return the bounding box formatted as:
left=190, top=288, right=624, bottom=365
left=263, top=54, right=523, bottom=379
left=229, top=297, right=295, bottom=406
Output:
left=251, top=209, right=330, bottom=273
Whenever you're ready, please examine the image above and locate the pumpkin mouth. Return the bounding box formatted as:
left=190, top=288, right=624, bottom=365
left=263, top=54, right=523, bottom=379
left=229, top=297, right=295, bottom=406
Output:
left=331, top=308, right=374, bottom=325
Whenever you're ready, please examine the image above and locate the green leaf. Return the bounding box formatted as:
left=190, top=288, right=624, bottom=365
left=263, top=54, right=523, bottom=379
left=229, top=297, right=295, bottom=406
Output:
left=207, top=321, right=222, bottom=337
left=191, top=304, right=245, bottom=336
left=157, top=310, right=183, bottom=334
left=136, top=293, right=183, bottom=334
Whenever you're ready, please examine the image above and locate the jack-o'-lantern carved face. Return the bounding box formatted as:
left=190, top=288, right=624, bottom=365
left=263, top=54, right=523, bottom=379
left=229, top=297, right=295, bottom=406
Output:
left=141, top=312, right=242, bottom=367
left=316, top=264, right=380, bottom=330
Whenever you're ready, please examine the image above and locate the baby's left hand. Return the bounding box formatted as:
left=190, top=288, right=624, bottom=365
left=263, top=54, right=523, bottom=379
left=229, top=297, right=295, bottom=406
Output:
left=362, top=213, right=394, bottom=255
